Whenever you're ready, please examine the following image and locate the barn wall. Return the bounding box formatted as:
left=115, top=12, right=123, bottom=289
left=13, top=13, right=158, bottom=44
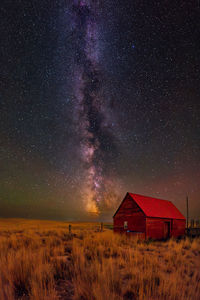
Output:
left=114, top=215, right=145, bottom=232
left=146, top=218, right=185, bottom=239
left=146, top=218, right=167, bottom=239
left=171, top=219, right=186, bottom=237
left=113, top=194, right=145, bottom=232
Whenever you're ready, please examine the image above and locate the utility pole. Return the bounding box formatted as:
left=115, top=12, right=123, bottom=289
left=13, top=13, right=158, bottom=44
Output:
left=186, top=195, right=189, bottom=234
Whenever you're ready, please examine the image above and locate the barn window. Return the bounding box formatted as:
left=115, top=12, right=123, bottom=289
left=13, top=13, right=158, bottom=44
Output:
left=124, top=221, right=128, bottom=229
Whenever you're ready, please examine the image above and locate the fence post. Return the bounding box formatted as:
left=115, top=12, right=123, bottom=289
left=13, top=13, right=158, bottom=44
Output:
left=69, top=224, right=72, bottom=235
left=100, top=222, right=103, bottom=232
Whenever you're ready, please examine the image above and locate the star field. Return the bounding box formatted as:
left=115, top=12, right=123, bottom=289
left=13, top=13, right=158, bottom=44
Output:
left=0, top=0, right=200, bottom=220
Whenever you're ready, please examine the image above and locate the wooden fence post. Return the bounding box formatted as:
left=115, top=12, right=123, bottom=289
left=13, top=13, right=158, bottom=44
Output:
left=69, top=224, right=72, bottom=235
left=100, top=222, right=103, bottom=232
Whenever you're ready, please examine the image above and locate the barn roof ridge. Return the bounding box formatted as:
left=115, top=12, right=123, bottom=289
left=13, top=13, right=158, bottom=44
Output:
left=128, top=192, right=185, bottom=220
left=128, top=192, right=173, bottom=204
left=113, top=192, right=185, bottom=220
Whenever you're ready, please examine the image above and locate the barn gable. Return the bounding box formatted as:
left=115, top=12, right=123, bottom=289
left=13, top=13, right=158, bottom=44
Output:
left=113, top=193, right=145, bottom=218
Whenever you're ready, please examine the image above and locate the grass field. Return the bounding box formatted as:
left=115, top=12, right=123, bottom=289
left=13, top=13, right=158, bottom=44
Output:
left=0, top=219, right=199, bottom=300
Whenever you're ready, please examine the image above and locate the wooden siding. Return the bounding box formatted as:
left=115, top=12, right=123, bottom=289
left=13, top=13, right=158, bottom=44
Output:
left=115, top=194, right=144, bottom=217
left=146, top=217, right=185, bottom=239
left=114, top=215, right=146, bottom=232
left=113, top=194, right=145, bottom=232
left=146, top=218, right=171, bottom=239
left=171, top=219, right=186, bottom=237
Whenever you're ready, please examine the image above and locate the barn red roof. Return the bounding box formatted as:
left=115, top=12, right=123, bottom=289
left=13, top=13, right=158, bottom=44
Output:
left=128, top=193, right=185, bottom=220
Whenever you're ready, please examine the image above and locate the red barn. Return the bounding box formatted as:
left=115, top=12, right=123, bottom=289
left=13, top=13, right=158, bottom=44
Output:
left=113, top=193, right=186, bottom=239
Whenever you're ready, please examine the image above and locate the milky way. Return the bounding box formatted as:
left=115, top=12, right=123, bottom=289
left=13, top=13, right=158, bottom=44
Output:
left=72, top=0, right=118, bottom=214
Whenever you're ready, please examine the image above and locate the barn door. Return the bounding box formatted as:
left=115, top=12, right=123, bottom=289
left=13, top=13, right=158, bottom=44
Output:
left=164, top=222, right=170, bottom=239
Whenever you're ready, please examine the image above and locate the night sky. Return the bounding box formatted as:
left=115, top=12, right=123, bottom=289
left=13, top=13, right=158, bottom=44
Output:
left=0, top=1, right=200, bottom=220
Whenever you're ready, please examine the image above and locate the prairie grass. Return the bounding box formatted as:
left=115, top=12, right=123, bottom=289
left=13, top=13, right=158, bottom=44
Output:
left=0, top=219, right=199, bottom=300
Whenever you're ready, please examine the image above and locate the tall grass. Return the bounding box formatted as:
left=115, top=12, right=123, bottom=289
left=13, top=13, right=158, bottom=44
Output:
left=0, top=219, right=199, bottom=300
left=70, top=231, right=200, bottom=300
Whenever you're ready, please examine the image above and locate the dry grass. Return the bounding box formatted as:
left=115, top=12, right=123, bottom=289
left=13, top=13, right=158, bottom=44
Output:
left=0, top=219, right=199, bottom=300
